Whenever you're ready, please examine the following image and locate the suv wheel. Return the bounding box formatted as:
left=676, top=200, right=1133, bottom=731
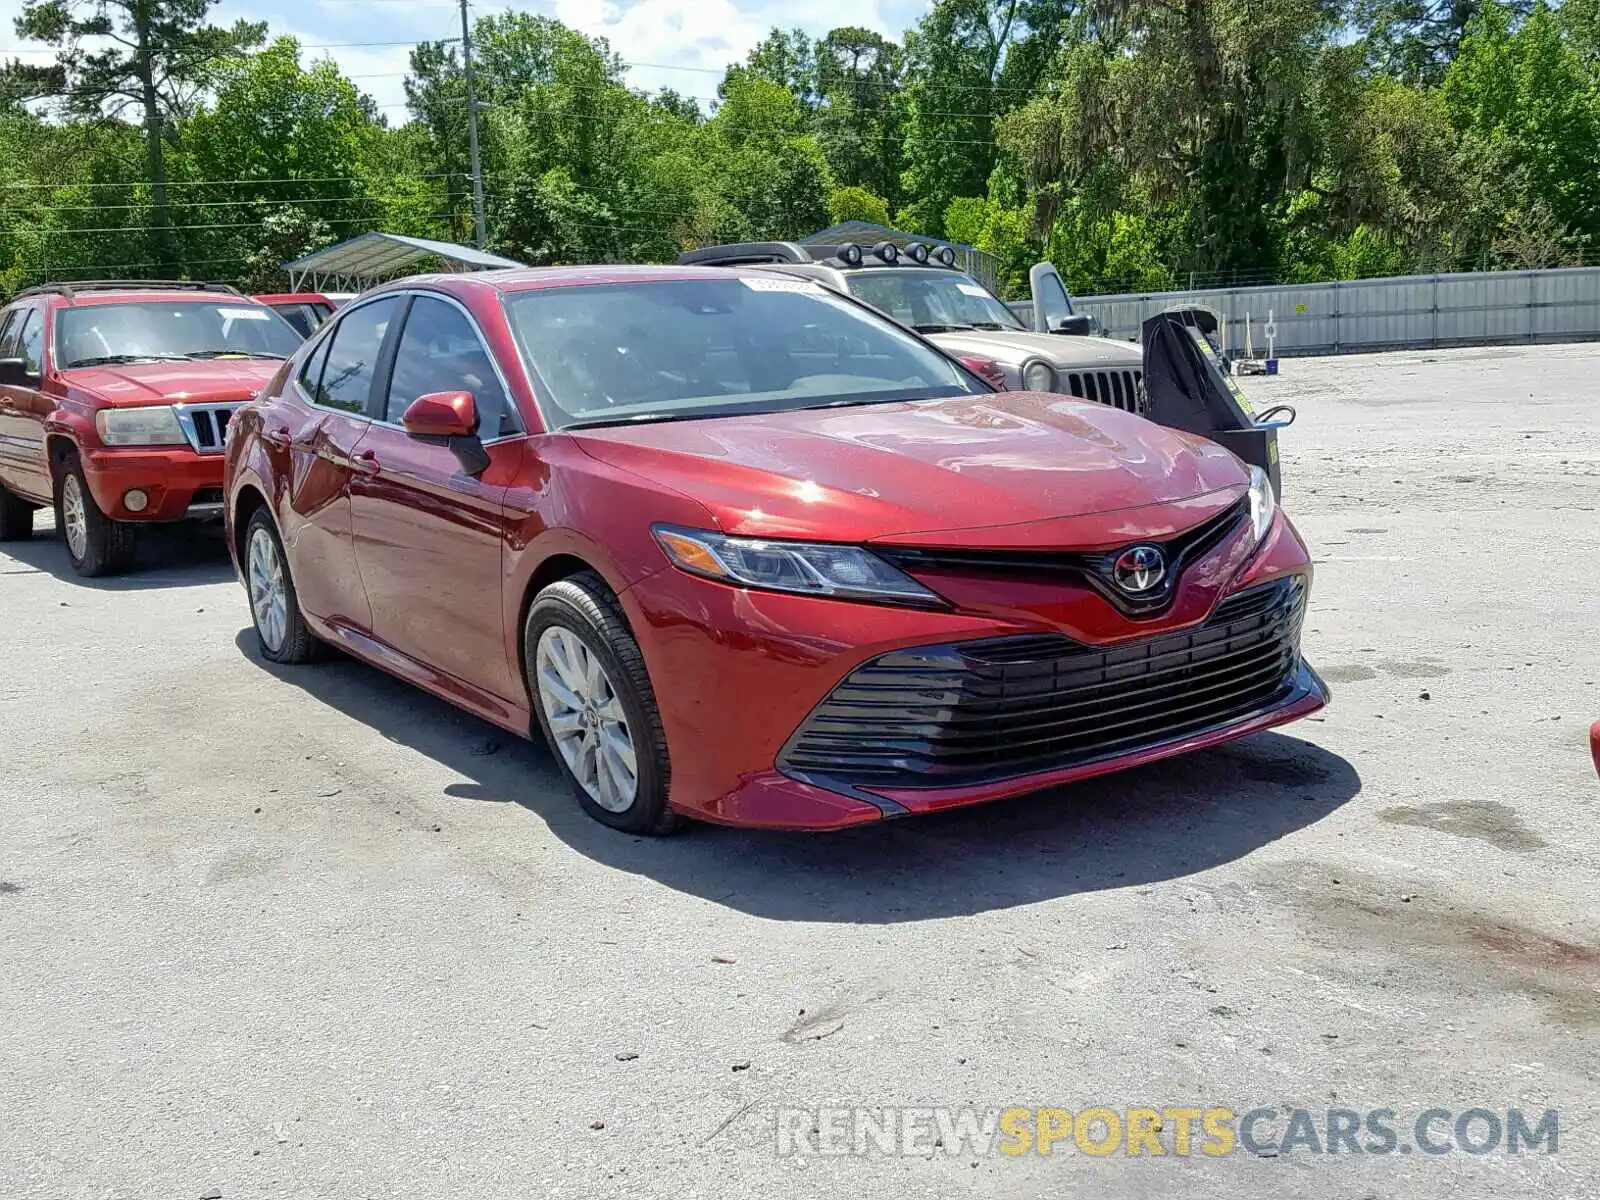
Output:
left=525, top=571, right=678, bottom=835
left=0, top=485, right=36, bottom=541
left=243, top=507, right=322, bottom=664
left=54, top=453, right=135, bottom=576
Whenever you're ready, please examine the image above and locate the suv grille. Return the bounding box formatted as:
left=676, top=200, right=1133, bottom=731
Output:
left=175, top=402, right=241, bottom=454
left=1066, top=369, right=1144, bottom=414
left=778, top=576, right=1306, bottom=789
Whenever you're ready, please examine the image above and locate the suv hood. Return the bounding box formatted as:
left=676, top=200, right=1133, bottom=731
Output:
left=61, top=359, right=281, bottom=408
left=573, top=391, right=1248, bottom=548
left=929, top=329, right=1141, bottom=368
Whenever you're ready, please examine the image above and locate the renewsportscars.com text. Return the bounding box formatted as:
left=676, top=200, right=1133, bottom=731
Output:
left=774, top=1106, right=1559, bottom=1159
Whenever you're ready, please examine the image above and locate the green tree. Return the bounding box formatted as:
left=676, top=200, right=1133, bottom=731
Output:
left=7, top=0, right=265, bottom=272
left=827, top=185, right=891, bottom=225
left=815, top=28, right=904, bottom=204
left=180, top=39, right=381, bottom=276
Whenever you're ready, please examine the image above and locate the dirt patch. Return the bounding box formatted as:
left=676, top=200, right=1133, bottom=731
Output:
left=1377, top=799, right=1546, bottom=853
left=1321, top=664, right=1379, bottom=684
left=1248, top=862, right=1600, bottom=1029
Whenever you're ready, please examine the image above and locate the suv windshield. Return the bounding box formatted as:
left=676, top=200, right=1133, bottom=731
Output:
left=841, top=268, right=1025, bottom=333
left=55, top=300, right=303, bottom=368
left=503, top=276, right=985, bottom=429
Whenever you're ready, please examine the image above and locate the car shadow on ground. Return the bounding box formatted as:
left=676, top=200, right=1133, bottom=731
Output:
left=237, top=628, right=1361, bottom=923
left=0, top=519, right=235, bottom=589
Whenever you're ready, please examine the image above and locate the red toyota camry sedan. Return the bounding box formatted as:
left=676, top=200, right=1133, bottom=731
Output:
left=223, top=266, right=1328, bottom=834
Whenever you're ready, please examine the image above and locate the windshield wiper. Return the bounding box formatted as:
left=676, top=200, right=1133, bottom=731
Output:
left=63, top=353, right=194, bottom=367
left=186, top=349, right=287, bottom=359
left=911, top=322, right=977, bottom=333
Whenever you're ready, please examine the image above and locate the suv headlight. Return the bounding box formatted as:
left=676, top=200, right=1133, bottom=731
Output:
left=653, top=526, right=943, bottom=607
left=1021, top=359, right=1055, bottom=391
left=95, top=405, right=186, bottom=447
left=1248, top=465, right=1277, bottom=543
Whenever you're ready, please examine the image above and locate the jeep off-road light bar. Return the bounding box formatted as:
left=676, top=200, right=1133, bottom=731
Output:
left=678, top=241, right=961, bottom=270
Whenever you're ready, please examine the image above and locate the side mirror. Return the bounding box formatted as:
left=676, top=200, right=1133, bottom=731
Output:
left=402, top=390, right=478, bottom=439
left=1053, top=314, right=1093, bottom=336
left=0, top=357, right=37, bottom=388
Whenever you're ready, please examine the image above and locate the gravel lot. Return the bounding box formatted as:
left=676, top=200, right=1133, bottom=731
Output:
left=3, top=342, right=1598, bottom=1200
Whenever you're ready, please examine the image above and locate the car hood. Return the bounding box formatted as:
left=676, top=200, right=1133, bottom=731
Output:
left=61, top=359, right=281, bottom=408
left=929, top=330, right=1142, bottom=368
left=572, top=391, right=1249, bottom=548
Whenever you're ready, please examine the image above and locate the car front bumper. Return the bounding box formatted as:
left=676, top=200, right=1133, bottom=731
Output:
left=80, top=445, right=226, bottom=523
left=619, top=512, right=1328, bottom=831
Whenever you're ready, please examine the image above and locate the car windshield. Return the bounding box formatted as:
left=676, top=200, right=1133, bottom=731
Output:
left=841, top=268, right=1025, bottom=333
left=502, top=276, right=985, bottom=429
left=55, top=300, right=304, bottom=367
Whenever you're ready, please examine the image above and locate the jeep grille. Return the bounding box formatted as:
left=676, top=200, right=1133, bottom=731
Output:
left=1066, top=369, right=1144, bottom=415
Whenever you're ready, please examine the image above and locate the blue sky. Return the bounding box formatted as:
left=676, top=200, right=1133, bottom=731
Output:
left=0, top=0, right=932, bottom=118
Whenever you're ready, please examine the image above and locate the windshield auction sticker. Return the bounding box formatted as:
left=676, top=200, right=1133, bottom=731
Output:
left=740, top=276, right=823, bottom=293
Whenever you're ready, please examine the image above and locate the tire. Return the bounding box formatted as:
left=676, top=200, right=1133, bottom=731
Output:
left=243, top=507, right=323, bottom=665
left=0, top=485, right=35, bottom=541
left=525, top=571, right=678, bottom=835
left=54, top=452, right=135, bottom=577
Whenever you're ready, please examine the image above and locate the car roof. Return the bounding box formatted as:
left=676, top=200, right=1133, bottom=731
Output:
left=58, top=290, right=252, bottom=306
left=370, top=263, right=800, bottom=298
left=253, top=292, right=332, bottom=305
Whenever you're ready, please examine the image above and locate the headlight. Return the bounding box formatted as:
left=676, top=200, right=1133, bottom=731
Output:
left=653, top=526, right=943, bottom=607
left=1021, top=359, right=1055, bottom=391
left=1248, top=465, right=1277, bottom=543
left=95, top=405, right=186, bottom=447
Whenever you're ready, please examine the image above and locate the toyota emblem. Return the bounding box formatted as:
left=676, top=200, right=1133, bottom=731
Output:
left=1112, top=545, right=1167, bottom=593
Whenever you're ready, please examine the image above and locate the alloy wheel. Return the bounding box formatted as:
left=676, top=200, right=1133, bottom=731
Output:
left=535, top=625, right=639, bottom=813
left=246, top=526, right=289, bottom=654
left=61, top=474, right=88, bottom=561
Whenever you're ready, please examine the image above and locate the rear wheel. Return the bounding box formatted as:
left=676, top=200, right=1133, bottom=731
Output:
left=243, top=507, right=322, bottom=665
left=0, top=485, right=35, bottom=541
left=54, top=453, right=134, bottom=576
left=526, top=572, right=678, bottom=835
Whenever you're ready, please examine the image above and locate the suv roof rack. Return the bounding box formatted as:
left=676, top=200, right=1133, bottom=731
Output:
left=11, top=279, right=245, bottom=301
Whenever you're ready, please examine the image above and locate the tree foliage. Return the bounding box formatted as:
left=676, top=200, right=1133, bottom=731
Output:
left=0, top=0, right=1594, bottom=295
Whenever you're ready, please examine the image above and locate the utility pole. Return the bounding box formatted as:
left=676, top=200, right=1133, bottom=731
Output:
left=460, top=0, right=487, bottom=250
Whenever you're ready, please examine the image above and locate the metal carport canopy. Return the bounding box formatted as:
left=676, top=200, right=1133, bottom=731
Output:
left=285, top=233, right=523, bottom=292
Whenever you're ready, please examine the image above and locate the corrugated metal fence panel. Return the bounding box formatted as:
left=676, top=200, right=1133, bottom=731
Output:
left=1073, top=267, right=1600, bottom=356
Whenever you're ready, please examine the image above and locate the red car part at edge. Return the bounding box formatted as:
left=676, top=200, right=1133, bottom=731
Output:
left=224, top=265, right=1329, bottom=831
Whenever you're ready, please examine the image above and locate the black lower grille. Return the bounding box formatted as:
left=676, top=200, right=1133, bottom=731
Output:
left=779, top=576, right=1307, bottom=788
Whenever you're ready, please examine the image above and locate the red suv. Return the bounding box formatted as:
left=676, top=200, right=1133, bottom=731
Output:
left=224, top=267, right=1327, bottom=834
left=0, top=281, right=303, bottom=575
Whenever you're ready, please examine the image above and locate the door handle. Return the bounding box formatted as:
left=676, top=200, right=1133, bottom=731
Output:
left=351, top=449, right=380, bottom=477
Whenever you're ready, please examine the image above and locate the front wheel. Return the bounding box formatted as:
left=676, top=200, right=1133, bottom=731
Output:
left=243, top=508, right=322, bottom=664
left=54, top=454, right=135, bottom=576
left=526, top=572, right=678, bottom=835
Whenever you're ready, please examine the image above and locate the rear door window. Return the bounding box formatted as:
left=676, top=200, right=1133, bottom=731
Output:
left=314, top=297, right=400, bottom=415
left=0, top=307, right=23, bottom=358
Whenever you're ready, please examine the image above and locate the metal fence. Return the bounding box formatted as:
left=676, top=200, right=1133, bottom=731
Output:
left=1072, top=266, right=1600, bottom=357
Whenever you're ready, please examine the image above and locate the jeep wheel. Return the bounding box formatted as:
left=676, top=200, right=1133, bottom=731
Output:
left=54, top=453, right=134, bottom=576
left=0, top=485, right=35, bottom=541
